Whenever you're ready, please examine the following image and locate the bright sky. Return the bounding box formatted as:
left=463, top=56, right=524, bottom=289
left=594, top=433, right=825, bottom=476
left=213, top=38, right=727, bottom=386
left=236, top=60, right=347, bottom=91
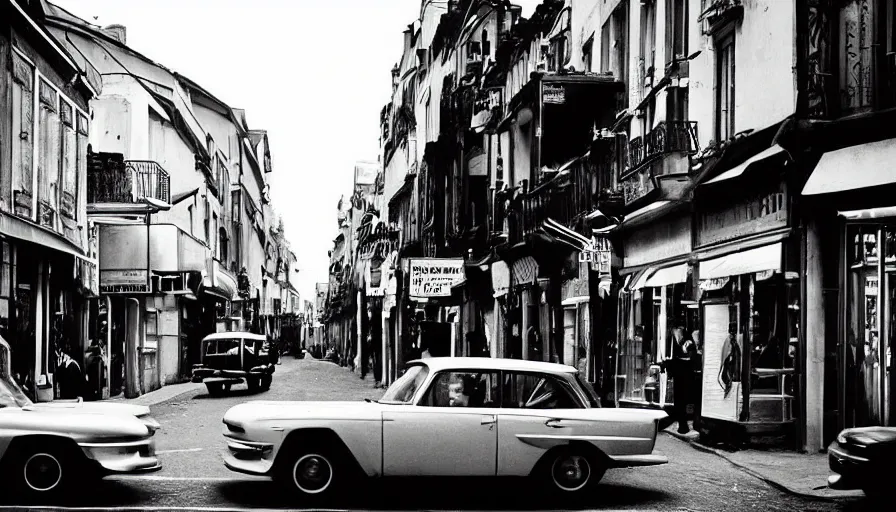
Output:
left=52, top=0, right=540, bottom=302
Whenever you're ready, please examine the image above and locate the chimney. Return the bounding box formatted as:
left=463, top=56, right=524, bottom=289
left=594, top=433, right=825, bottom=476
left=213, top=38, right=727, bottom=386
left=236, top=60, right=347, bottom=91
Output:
left=103, top=24, right=127, bottom=44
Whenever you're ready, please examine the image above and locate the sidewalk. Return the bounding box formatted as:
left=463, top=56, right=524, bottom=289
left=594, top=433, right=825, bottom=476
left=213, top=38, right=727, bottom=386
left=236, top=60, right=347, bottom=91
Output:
left=107, top=380, right=204, bottom=407
left=664, top=424, right=864, bottom=501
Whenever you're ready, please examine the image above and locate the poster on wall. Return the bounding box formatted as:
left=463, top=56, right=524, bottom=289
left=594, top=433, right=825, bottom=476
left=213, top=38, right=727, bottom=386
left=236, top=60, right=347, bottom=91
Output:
left=408, top=258, right=465, bottom=298
left=701, top=303, right=741, bottom=421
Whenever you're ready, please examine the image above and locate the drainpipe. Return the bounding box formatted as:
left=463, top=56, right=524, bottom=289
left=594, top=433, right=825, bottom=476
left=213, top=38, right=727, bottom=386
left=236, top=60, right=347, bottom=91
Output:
left=105, top=296, right=112, bottom=400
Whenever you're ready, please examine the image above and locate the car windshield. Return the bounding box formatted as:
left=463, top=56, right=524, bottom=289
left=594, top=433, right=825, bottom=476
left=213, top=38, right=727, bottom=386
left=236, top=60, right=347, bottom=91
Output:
left=575, top=373, right=601, bottom=408
left=380, top=364, right=429, bottom=404
left=0, top=339, right=32, bottom=409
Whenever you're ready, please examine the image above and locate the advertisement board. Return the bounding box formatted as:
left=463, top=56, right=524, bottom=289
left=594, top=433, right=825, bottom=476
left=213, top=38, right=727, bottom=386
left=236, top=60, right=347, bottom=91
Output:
left=408, top=258, right=465, bottom=298
left=100, top=269, right=150, bottom=294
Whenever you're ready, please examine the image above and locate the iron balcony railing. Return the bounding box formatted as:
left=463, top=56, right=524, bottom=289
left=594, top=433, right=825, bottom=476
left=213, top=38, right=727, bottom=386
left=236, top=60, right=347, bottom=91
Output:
left=623, top=121, right=699, bottom=177
left=88, top=159, right=171, bottom=204
left=507, top=156, right=598, bottom=246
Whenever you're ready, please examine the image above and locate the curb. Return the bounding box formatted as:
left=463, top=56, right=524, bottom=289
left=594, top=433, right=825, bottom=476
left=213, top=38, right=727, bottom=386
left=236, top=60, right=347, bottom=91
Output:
left=663, top=431, right=864, bottom=502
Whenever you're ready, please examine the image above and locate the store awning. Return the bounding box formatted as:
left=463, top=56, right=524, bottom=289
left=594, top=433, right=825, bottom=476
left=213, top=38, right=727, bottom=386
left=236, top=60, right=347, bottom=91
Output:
left=803, top=139, right=896, bottom=196
left=644, top=263, right=689, bottom=288
left=703, top=144, right=788, bottom=185
left=201, top=260, right=237, bottom=301
left=699, top=242, right=782, bottom=281
left=0, top=212, right=96, bottom=266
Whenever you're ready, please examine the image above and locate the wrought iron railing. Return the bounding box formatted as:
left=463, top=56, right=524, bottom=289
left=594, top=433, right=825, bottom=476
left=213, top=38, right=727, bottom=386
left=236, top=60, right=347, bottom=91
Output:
left=88, top=159, right=171, bottom=204
left=623, top=121, right=698, bottom=177
left=507, top=156, right=597, bottom=246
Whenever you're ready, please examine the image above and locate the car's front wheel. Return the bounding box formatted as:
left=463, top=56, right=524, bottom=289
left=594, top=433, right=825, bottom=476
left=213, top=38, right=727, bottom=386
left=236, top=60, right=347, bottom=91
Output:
left=542, top=447, right=606, bottom=496
left=5, top=441, right=83, bottom=500
left=277, top=447, right=341, bottom=500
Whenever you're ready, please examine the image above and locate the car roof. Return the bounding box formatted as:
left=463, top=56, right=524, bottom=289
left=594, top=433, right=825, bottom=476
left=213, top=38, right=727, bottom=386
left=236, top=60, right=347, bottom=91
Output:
left=409, top=357, right=578, bottom=374
left=202, top=332, right=266, bottom=341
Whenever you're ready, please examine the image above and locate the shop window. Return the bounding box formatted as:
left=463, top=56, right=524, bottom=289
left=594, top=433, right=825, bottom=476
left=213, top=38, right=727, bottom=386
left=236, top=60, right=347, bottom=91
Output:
left=421, top=371, right=499, bottom=407
left=845, top=224, right=895, bottom=427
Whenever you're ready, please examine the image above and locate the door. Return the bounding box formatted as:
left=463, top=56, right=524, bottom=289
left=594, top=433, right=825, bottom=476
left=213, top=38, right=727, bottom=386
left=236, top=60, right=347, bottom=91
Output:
left=496, top=371, right=586, bottom=476
left=382, top=370, right=499, bottom=477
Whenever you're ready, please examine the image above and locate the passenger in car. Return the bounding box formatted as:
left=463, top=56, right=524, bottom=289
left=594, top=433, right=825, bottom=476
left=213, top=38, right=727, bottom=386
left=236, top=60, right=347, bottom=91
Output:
left=448, top=374, right=478, bottom=407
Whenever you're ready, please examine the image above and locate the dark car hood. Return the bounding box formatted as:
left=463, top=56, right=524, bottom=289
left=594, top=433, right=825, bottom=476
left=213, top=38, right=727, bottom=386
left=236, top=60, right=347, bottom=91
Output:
left=843, top=427, right=896, bottom=445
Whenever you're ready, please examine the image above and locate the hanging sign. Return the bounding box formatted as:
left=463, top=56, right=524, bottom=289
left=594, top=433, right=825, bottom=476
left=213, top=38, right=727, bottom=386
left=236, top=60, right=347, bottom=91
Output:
left=408, top=258, right=465, bottom=298
left=543, top=84, right=566, bottom=104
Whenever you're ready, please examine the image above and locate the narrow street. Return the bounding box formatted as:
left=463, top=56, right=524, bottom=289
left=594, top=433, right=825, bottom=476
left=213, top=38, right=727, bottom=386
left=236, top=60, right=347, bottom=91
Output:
left=2, top=356, right=872, bottom=511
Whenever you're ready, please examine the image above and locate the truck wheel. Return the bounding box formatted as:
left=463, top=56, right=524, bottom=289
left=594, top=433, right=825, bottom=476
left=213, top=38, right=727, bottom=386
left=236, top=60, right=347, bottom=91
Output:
left=261, top=375, right=272, bottom=390
left=206, top=382, right=223, bottom=396
left=247, top=378, right=260, bottom=393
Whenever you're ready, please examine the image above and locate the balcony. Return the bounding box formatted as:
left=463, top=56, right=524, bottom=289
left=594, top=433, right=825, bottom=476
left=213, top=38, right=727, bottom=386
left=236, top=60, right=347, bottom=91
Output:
left=623, top=121, right=699, bottom=178
left=508, top=155, right=598, bottom=246
left=88, top=157, right=171, bottom=205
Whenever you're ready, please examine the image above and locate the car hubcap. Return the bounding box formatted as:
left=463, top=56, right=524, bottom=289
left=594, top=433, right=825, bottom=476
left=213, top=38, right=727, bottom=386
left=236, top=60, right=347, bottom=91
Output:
left=552, top=454, right=590, bottom=492
left=23, top=453, right=62, bottom=492
left=293, top=454, right=333, bottom=494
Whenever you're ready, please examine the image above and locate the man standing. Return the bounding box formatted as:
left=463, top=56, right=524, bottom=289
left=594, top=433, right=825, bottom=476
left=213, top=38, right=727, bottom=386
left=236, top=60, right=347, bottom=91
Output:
left=666, top=325, right=698, bottom=434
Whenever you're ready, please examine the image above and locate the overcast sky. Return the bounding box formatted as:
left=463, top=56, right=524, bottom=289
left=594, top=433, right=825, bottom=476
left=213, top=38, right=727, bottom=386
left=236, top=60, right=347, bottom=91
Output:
left=53, top=0, right=540, bottom=302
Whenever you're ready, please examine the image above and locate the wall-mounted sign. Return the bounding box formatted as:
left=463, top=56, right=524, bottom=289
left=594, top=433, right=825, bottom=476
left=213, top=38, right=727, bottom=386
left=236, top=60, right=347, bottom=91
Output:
left=543, top=84, right=566, bottom=104
left=696, top=180, right=788, bottom=247
left=100, top=269, right=149, bottom=294
left=408, top=258, right=465, bottom=298
left=580, top=237, right=613, bottom=275
left=623, top=168, right=656, bottom=205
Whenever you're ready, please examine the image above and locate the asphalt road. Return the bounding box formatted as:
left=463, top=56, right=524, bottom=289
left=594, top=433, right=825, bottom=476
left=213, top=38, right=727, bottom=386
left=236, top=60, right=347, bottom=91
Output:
left=0, top=357, right=878, bottom=511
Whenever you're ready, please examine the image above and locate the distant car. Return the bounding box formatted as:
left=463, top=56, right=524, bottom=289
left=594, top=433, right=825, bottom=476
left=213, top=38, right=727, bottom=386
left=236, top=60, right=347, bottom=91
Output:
left=221, top=357, right=668, bottom=501
left=0, top=337, right=160, bottom=498
left=828, top=426, right=896, bottom=499
left=191, top=332, right=275, bottom=395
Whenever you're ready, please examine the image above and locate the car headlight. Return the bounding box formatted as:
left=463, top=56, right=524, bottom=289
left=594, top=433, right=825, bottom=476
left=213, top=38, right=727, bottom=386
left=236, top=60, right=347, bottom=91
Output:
left=139, top=415, right=161, bottom=435
left=837, top=432, right=847, bottom=445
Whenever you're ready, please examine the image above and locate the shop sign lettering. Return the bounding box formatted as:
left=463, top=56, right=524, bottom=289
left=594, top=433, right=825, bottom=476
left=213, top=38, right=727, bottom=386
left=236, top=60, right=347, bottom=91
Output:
left=544, top=84, right=566, bottom=104
left=697, top=181, right=788, bottom=247
left=100, top=283, right=150, bottom=294
left=100, top=269, right=149, bottom=294
left=409, top=258, right=465, bottom=298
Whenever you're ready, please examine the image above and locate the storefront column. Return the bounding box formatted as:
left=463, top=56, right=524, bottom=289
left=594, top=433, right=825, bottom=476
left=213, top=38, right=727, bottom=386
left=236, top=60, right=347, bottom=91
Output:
left=104, top=296, right=112, bottom=400
left=124, top=297, right=141, bottom=398
left=804, top=219, right=825, bottom=451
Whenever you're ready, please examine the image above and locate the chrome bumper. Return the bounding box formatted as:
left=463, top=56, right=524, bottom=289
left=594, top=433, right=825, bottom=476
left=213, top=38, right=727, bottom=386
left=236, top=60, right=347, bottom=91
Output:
left=609, top=452, right=669, bottom=468
left=222, top=436, right=275, bottom=476
left=79, top=438, right=161, bottom=474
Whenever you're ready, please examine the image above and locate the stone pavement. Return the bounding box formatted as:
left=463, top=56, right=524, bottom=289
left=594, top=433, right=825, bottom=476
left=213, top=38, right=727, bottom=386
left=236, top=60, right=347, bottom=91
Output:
left=664, top=423, right=865, bottom=502
left=107, top=354, right=378, bottom=407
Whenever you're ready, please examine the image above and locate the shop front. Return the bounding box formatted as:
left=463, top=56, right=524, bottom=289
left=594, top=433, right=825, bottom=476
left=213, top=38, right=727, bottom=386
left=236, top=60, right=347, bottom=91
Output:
left=97, top=223, right=207, bottom=396
left=693, top=171, right=800, bottom=445
left=801, top=137, right=896, bottom=434
left=615, top=210, right=693, bottom=411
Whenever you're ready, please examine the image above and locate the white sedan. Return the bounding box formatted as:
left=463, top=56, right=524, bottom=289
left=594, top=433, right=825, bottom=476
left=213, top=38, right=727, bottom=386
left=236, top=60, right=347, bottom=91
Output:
left=221, top=357, right=668, bottom=500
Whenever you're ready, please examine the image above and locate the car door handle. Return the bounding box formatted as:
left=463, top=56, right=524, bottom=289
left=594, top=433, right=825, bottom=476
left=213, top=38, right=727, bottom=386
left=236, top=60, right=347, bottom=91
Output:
left=545, top=418, right=565, bottom=428
left=481, top=415, right=496, bottom=425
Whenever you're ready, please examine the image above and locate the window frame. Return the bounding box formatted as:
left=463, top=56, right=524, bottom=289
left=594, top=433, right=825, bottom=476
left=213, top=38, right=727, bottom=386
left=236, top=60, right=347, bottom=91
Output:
left=418, top=369, right=502, bottom=408
left=714, top=27, right=736, bottom=143
left=500, top=370, right=586, bottom=410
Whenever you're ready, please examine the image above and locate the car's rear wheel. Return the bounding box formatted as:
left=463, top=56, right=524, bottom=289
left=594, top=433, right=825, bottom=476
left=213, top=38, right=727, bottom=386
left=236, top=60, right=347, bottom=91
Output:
left=542, top=447, right=606, bottom=496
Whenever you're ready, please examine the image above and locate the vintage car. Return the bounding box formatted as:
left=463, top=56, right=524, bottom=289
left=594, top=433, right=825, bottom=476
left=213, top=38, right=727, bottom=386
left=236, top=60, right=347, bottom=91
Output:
left=0, top=337, right=160, bottom=498
left=191, top=332, right=275, bottom=395
left=827, top=426, right=896, bottom=500
left=221, top=357, right=668, bottom=500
